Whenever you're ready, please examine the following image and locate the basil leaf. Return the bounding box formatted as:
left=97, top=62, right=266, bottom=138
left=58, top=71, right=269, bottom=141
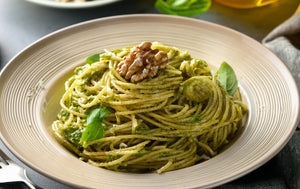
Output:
left=217, top=62, right=238, bottom=96
left=86, top=53, right=100, bottom=64
left=81, top=107, right=111, bottom=148
left=155, top=0, right=211, bottom=16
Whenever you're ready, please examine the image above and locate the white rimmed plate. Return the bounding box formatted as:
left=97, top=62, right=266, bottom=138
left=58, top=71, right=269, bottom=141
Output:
left=0, top=14, right=299, bottom=189
left=25, top=0, right=121, bottom=9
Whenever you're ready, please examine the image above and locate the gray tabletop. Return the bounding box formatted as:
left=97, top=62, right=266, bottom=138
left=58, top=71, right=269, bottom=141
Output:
left=0, top=0, right=299, bottom=188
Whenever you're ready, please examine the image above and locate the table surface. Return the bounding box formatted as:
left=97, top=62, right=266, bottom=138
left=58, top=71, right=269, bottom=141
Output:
left=0, top=0, right=299, bottom=188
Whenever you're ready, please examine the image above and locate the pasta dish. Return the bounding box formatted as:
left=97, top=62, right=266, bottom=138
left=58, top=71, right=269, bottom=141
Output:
left=52, top=42, right=247, bottom=173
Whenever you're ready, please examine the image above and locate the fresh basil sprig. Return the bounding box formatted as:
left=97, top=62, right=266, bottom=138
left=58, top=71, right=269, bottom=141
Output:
left=80, top=107, right=111, bottom=148
left=217, top=62, right=238, bottom=96
left=155, top=0, right=211, bottom=16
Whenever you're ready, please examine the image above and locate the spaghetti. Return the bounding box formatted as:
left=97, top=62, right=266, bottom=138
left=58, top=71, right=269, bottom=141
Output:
left=52, top=42, right=247, bottom=173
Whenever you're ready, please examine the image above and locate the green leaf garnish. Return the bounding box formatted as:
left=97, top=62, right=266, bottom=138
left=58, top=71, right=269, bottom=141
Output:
left=155, top=0, right=211, bottom=16
left=217, top=62, right=238, bottom=96
left=80, top=107, right=111, bottom=148
left=86, top=53, right=100, bottom=64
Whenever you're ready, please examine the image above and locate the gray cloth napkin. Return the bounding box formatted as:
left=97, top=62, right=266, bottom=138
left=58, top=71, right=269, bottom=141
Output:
left=217, top=11, right=300, bottom=189
left=263, top=11, right=300, bottom=86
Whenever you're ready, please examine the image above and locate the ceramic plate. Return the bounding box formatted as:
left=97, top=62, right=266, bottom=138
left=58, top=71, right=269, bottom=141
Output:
left=26, top=0, right=121, bottom=9
left=0, top=14, right=299, bottom=189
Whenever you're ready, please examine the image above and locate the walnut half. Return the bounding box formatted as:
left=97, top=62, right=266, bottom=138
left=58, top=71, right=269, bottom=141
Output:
left=116, top=42, right=168, bottom=83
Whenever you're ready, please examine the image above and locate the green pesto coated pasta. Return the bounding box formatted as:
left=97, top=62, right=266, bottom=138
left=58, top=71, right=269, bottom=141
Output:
left=52, top=42, right=247, bottom=173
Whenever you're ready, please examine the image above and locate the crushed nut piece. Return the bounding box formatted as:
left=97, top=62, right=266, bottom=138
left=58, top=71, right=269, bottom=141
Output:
left=117, top=42, right=168, bottom=82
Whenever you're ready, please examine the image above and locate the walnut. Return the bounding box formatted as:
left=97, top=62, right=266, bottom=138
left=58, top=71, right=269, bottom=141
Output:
left=117, top=42, right=168, bottom=82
